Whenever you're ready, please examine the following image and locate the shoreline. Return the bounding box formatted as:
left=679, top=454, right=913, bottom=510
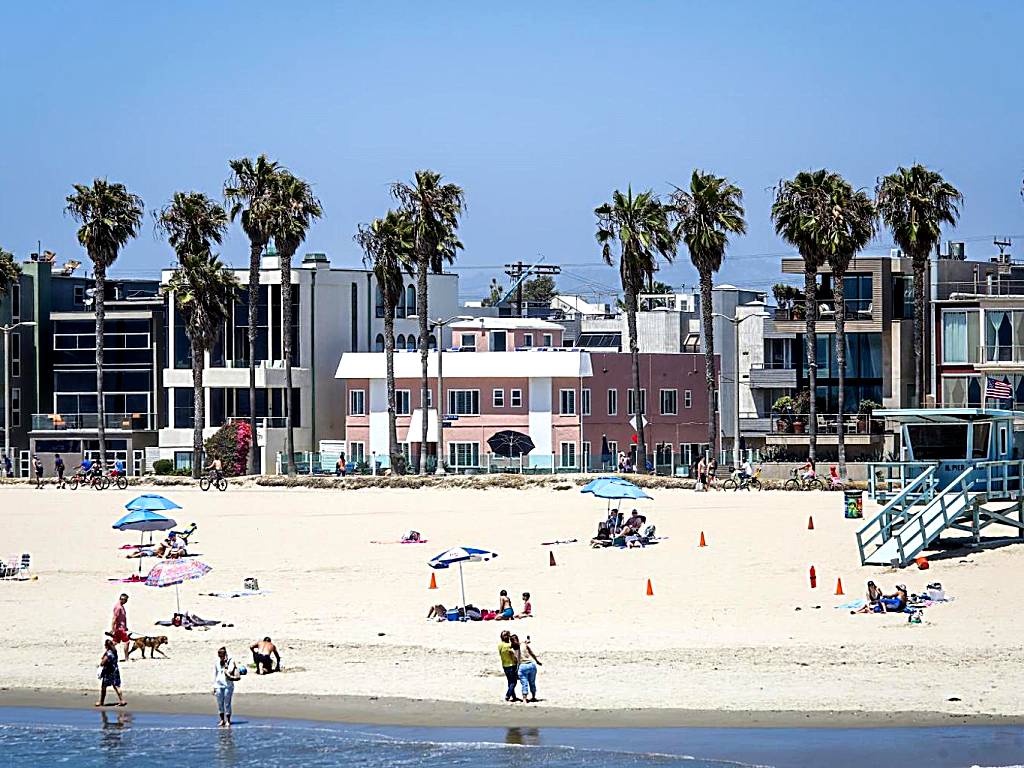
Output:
left=2, top=688, right=1020, bottom=729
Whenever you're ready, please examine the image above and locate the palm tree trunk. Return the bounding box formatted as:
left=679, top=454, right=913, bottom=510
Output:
left=626, top=289, right=645, bottom=471
left=384, top=298, right=399, bottom=472
left=833, top=277, right=846, bottom=478
left=804, top=265, right=818, bottom=463
left=699, top=269, right=716, bottom=459
left=94, top=262, right=107, bottom=466
left=913, top=254, right=926, bottom=407
left=247, top=242, right=261, bottom=475
left=280, top=246, right=295, bottom=476
left=417, top=258, right=430, bottom=474
left=192, top=342, right=205, bottom=480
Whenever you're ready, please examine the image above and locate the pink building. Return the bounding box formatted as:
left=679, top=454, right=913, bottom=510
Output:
left=335, top=318, right=714, bottom=472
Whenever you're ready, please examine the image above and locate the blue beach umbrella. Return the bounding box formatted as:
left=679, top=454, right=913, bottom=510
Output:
left=113, top=509, right=177, bottom=532
left=592, top=483, right=651, bottom=500
left=580, top=477, right=636, bottom=495
left=125, top=494, right=182, bottom=512
left=429, top=547, right=498, bottom=609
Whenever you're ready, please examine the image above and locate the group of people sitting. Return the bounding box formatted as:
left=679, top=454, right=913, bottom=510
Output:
left=126, top=531, right=187, bottom=560
left=854, top=581, right=909, bottom=613
left=591, top=508, right=657, bottom=548
left=427, top=590, right=532, bottom=622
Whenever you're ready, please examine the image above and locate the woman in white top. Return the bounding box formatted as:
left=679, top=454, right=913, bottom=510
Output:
left=213, top=647, right=241, bottom=727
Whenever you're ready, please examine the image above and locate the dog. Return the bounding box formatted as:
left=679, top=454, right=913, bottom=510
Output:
left=126, top=634, right=170, bottom=659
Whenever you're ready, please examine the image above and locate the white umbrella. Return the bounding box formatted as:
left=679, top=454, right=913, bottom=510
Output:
left=428, top=546, right=497, bottom=608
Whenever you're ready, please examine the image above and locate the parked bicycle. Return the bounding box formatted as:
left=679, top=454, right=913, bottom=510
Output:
left=199, top=471, right=228, bottom=492
left=721, top=466, right=763, bottom=491
left=783, top=468, right=825, bottom=492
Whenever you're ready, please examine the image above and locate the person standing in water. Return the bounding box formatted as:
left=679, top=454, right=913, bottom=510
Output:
left=214, top=646, right=241, bottom=727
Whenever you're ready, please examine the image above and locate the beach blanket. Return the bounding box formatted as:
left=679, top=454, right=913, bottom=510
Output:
left=541, top=539, right=578, bottom=546
left=202, top=590, right=272, bottom=598
left=155, top=613, right=223, bottom=630
left=370, top=539, right=430, bottom=544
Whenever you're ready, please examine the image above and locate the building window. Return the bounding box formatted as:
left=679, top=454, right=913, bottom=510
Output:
left=11, top=284, right=20, bottom=322
left=941, top=375, right=983, bottom=408
left=349, top=442, right=366, bottom=463
left=943, top=310, right=980, bottom=363
left=892, top=274, right=914, bottom=320
left=559, top=441, right=576, bottom=468
left=523, top=333, right=533, bottom=348
left=607, top=389, right=618, bottom=416
left=448, top=389, right=480, bottom=416
left=350, top=283, right=359, bottom=351
left=174, top=451, right=193, bottom=472
left=655, top=443, right=673, bottom=466
left=627, top=388, right=647, bottom=416
left=406, top=335, right=417, bottom=351
left=396, top=390, right=411, bottom=415
left=660, top=389, right=678, bottom=415
left=11, top=388, right=20, bottom=427
left=493, top=389, right=505, bottom=407
left=374, top=333, right=385, bottom=353
left=349, top=389, right=366, bottom=415
left=490, top=330, right=507, bottom=352
left=684, top=390, right=692, bottom=409
left=375, top=283, right=385, bottom=318
left=406, top=285, right=416, bottom=317
left=607, top=441, right=618, bottom=463
left=510, top=389, right=523, bottom=408
left=448, top=441, right=480, bottom=468
left=428, top=334, right=437, bottom=351
left=581, top=388, right=591, bottom=416
left=560, top=389, right=576, bottom=415
left=423, top=387, right=433, bottom=408
left=459, top=333, right=476, bottom=351
left=74, top=285, right=85, bottom=306
left=396, top=334, right=405, bottom=349
left=543, top=333, right=553, bottom=347
left=11, top=333, right=20, bottom=378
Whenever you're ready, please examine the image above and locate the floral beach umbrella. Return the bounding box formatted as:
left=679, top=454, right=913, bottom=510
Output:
left=145, top=559, right=212, bottom=614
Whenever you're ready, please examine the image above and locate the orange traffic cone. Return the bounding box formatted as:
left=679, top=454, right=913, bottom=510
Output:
left=549, top=551, right=557, bottom=567
left=429, top=573, right=437, bottom=590
left=646, top=578, right=654, bottom=596
left=699, top=531, right=707, bottom=547
left=807, top=516, right=814, bottom=530
left=835, top=578, right=844, bottom=596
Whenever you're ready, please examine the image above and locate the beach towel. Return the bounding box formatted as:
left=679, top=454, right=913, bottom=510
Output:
left=155, top=613, right=222, bottom=630
left=541, top=539, right=578, bottom=546
left=836, top=599, right=866, bottom=610
left=370, top=539, right=430, bottom=545
left=202, top=590, right=271, bottom=598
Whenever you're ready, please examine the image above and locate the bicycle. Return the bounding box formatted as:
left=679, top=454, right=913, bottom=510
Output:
left=721, top=467, right=763, bottom=491
left=199, top=471, right=228, bottom=492
left=68, top=470, right=105, bottom=491
left=104, top=469, right=129, bottom=490
left=783, top=468, right=825, bottom=492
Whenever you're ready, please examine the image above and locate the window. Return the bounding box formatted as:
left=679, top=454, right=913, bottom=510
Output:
left=406, top=285, right=416, bottom=317
left=660, top=389, right=678, bottom=415
left=406, top=335, right=417, bottom=351
left=11, top=333, right=20, bottom=378
left=523, top=333, right=533, bottom=348
left=942, top=311, right=978, bottom=364
left=559, top=389, right=576, bottom=415
left=999, top=425, right=1009, bottom=456
left=396, top=334, right=405, bottom=349
left=985, top=310, right=1023, bottom=362
left=627, top=388, right=647, bottom=416
left=423, top=388, right=433, bottom=408
left=607, top=389, right=618, bottom=416
left=174, top=451, right=193, bottom=472
left=375, top=283, right=385, bottom=318
left=892, top=274, right=914, bottom=320
left=349, top=442, right=366, bottom=463
left=841, top=273, right=873, bottom=314
left=349, top=389, right=366, bottom=415
left=655, top=443, right=673, bottom=466
left=351, top=284, right=359, bottom=351
left=448, top=389, right=480, bottom=415
left=11, top=284, right=20, bottom=322
left=559, top=442, right=576, bottom=468
left=581, top=388, right=591, bottom=416
left=448, top=442, right=480, bottom=468
left=11, top=388, right=20, bottom=427
left=428, top=334, right=437, bottom=351
left=684, top=390, right=692, bottom=409
left=490, top=330, right=507, bottom=352
left=510, top=389, right=523, bottom=407
left=459, top=333, right=476, bottom=351
left=907, top=424, right=968, bottom=461
left=374, top=333, right=385, bottom=353
left=543, top=333, right=553, bottom=347
left=74, top=285, right=85, bottom=306
left=607, top=441, right=618, bottom=462
left=493, top=389, right=505, bottom=407
left=396, top=390, right=411, bottom=415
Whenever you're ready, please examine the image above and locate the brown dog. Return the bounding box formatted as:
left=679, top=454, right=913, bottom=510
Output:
left=126, top=635, right=169, bottom=659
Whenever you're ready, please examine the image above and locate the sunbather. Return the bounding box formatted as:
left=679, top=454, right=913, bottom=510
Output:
left=426, top=603, right=447, bottom=620
left=496, top=590, right=514, bottom=620
left=879, top=584, right=909, bottom=613
left=515, top=592, right=532, bottom=619
left=854, top=580, right=884, bottom=613
left=127, top=532, right=186, bottom=559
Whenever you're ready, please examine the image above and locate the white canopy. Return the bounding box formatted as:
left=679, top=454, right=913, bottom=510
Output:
left=404, top=408, right=439, bottom=443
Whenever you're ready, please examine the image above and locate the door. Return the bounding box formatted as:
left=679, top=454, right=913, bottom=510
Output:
left=491, top=331, right=507, bottom=352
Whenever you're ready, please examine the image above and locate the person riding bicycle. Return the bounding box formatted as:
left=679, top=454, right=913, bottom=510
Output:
left=78, top=456, right=99, bottom=480
left=206, top=457, right=224, bottom=481
left=113, top=458, right=126, bottom=477
left=799, top=458, right=816, bottom=482
left=738, top=458, right=754, bottom=481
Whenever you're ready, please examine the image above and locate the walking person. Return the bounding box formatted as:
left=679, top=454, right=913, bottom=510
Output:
left=707, top=456, right=719, bottom=491
left=214, top=646, right=242, bottom=728
left=96, top=638, right=126, bottom=707
left=33, top=456, right=44, bottom=489
left=2, top=452, right=11, bottom=478
left=696, top=456, right=707, bottom=491
left=514, top=634, right=542, bottom=703
left=109, top=594, right=130, bottom=661
left=54, top=453, right=65, bottom=488
left=497, top=630, right=520, bottom=702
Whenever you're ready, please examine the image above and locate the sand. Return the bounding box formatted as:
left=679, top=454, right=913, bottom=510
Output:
left=1, top=483, right=1022, bottom=725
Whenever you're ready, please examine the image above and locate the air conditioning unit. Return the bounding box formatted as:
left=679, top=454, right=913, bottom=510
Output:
left=946, top=241, right=966, bottom=260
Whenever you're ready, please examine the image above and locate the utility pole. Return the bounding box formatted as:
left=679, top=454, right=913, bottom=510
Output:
left=503, top=261, right=561, bottom=317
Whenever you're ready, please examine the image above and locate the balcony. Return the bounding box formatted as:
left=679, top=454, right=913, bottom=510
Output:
left=773, top=299, right=874, bottom=323
left=739, top=415, right=773, bottom=435
left=977, top=345, right=1024, bottom=369
left=32, top=413, right=157, bottom=431
left=765, top=413, right=885, bottom=446
left=748, top=363, right=798, bottom=389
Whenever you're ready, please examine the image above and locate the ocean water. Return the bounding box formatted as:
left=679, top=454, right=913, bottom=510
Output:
left=1, top=708, right=1022, bottom=768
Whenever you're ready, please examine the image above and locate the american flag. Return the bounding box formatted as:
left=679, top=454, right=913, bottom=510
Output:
left=985, top=377, right=1013, bottom=399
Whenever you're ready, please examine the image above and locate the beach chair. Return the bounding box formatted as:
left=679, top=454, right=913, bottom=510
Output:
left=1, top=553, right=30, bottom=580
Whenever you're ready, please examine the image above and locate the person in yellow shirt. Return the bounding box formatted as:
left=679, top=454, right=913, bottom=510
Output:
left=497, top=630, right=520, bottom=702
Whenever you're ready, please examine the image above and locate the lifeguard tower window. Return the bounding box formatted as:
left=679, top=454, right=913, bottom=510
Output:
left=974, top=423, right=992, bottom=458
left=907, top=424, right=968, bottom=460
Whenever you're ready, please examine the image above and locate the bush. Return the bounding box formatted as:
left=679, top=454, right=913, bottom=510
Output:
left=153, top=459, right=174, bottom=476
left=203, top=420, right=253, bottom=476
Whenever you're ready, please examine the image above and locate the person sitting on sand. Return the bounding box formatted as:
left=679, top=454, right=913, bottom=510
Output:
left=250, top=637, right=281, bottom=674
left=878, top=584, right=908, bottom=613
left=515, top=592, right=532, bottom=619
left=854, top=580, right=885, bottom=613
left=127, top=531, right=186, bottom=559
left=427, top=603, right=447, bottom=620
left=496, top=589, right=514, bottom=620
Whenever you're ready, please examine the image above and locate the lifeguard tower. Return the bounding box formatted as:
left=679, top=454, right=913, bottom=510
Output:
left=857, top=408, right=1024, bottom=567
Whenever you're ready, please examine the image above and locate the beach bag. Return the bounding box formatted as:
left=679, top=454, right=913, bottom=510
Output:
left=465, top=605, right=482, bottom=621
left=244, top=577, right=259, bottom=591
left=642, top=524, right=656, bottom=539
left=172, top=613, right=183, bottom=627
left=926, top=583, right=944, bottom=601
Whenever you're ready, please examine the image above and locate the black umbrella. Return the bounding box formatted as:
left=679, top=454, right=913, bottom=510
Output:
left=487, top=430, right=536, bottom=457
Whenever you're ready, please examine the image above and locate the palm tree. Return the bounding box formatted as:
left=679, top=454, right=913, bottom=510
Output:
left=820, top=177, right=877, bottom=477
left=391, top=171, right=466, bottom=474
left=66, top=179, right=144, bottom=466
left=772, top=170, right=836, bottom=463
left=156, top=192, right=237, bottom=479
left=877, top=165, right=963, bottom=406
left=670, top=171, right=747, bottom=459
left=596, top=187, right=676, bottom=471
left=225, top=155, right=284, bottom=475
left=356, top=210, right=416, bottom=473
left=268, top=172, right=322, bottom=475
left=0, top=248, right=20, bottom=297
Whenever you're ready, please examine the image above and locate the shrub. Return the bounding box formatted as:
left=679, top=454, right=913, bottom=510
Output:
left=153, top=459, right=174, bottom=476
left=203, top=420, right=253, bottom=476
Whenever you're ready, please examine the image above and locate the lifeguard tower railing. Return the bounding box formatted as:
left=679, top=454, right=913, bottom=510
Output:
left=857, top=459, right=1024, bottom=566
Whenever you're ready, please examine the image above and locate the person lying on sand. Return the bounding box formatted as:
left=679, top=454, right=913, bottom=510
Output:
left=127, top=532, right=186, bottom=559
left=427, top=603, right=447, bottom=620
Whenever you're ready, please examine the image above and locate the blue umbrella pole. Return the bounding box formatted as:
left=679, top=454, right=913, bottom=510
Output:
left=459, top=562, right=466, bottom=609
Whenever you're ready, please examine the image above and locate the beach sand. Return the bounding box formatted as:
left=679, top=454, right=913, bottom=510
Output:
left=1, top=484, right=1022, bottom=725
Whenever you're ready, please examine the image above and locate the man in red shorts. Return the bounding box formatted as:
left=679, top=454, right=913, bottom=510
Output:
left=110, top=593, right=130, bottom=661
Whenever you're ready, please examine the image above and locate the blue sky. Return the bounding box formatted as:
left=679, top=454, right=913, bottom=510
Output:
left=1, top=2, right=1022, bottom=302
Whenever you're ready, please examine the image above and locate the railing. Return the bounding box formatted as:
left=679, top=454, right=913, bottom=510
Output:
left=893, top=466, right=978, bottom=566
left=31, top=413, right=156, bottom=431
left=856, top=466, right=938, bottom=565
left=773, top=302, right=874, bottom=322
left=750, top=361, right=796, bottom=370
left=769, top=413, right=884, bottom=436
left=975, top=459, right=1024, bottom=499
left=980, top=345, right=1024, bottom=364
left=867, top=461, right=937, bottom=502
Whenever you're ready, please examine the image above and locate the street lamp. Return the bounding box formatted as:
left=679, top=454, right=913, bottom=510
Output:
left=408, top=314, right=472, bottom=474
left=2, top=321, right=37, bottom=461
left=711, top=312, right=768, bottom=468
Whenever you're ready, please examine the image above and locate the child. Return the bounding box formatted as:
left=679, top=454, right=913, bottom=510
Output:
left=515, top=592, right=532, bottom=619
